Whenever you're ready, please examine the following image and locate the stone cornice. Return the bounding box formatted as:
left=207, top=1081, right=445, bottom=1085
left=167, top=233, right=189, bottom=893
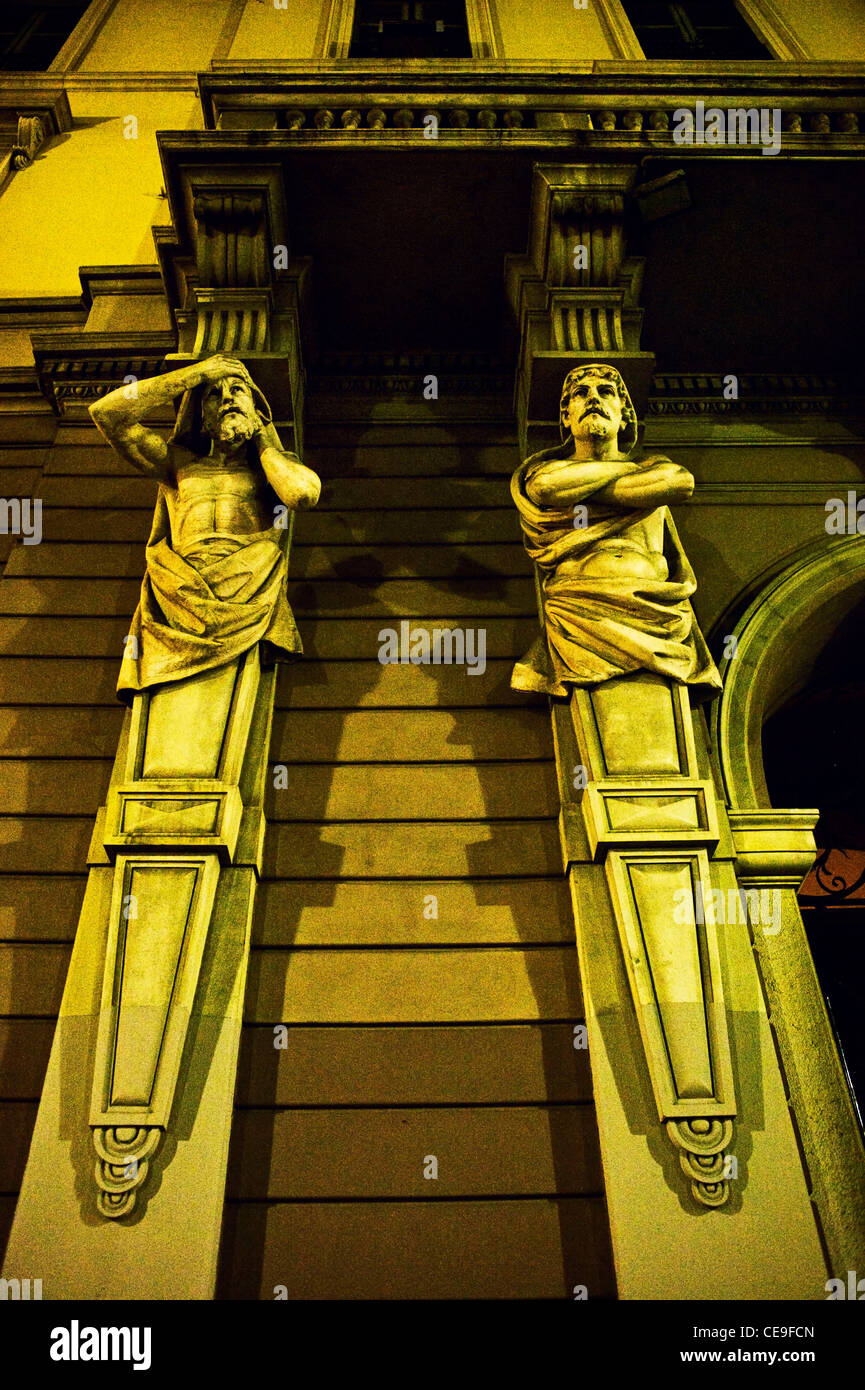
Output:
left=205, top=59, right=865, bottom=80
left=28, top=331, right=176, bottom=417
left=196, top=63, right=865, bottom=154
left=78, top=265, right=166, bottom=305
left=0, top=76, right=71, bottom=104
left=0, top=295, right=84, bottom=329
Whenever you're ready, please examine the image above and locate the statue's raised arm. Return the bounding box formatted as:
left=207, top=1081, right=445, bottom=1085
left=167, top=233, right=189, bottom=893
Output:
left=89, top=354, right=242, bottom=482
left=511, top=363, right=721, bottom=697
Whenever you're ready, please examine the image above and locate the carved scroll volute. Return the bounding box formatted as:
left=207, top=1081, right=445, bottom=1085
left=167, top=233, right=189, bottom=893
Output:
left=1, top=113, right=49, bottom=198
left=11, top=114, right=46, bottom=170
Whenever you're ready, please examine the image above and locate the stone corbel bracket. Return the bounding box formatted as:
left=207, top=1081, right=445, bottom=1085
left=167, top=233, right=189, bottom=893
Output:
left=505, top=163, right=655, bottom=454
left=0, top=84, right=71, bottom=197
left=569, top=676, right=736, bottom=1208
left=11, top=114, right=47, bottom=170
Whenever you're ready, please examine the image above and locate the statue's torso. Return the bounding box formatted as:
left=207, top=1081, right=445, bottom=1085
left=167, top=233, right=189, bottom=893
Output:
left=530, top=449, right=670, bottom=581
left=559, top=510, right=668, bottom=581
left=166, top=448, right=275, bottom=559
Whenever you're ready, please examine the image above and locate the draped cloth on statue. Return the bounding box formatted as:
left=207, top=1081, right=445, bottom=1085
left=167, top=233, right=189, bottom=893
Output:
left=510, top=449, right=722, bottom=699
left=117, top=487, right=301, bottom=700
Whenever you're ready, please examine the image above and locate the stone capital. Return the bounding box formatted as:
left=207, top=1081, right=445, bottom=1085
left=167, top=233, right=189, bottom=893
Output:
left=506, top=163, right=654, bottom=454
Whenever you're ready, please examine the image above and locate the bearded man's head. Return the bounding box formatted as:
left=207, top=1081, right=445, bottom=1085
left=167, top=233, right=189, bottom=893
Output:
left=170, top=364, right=272, bottom=457
left=201, top=374, right=260, bottom=447
left=559, top=364, right=638, bottom=454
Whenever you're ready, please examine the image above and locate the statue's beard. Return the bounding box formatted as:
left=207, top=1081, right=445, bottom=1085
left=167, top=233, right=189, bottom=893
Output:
left=212, top=410, right=257, bottom=446
left=575, top=412, right=617, bottom=441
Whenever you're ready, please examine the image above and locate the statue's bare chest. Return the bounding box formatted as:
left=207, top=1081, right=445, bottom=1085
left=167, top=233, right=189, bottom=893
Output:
left=168, top=458, right=270, bottom=544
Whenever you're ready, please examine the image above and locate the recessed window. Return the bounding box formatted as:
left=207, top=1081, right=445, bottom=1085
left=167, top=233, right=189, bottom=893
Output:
left=349, top=2, right=472, bottom=59
left=624, top=2, right=773, bottom=60
left=0, top=0, right=89, bottom=71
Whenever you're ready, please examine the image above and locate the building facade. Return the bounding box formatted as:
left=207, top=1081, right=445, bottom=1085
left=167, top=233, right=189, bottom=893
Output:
left=0, top=0, right=864, bottom=1300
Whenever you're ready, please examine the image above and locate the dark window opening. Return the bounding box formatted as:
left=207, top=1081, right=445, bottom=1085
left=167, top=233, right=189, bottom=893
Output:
left=624, top=2, right=773, bottom=60
left=349, top=1, right=472, bottom=59
left=0, top=0, right=88, bottom=71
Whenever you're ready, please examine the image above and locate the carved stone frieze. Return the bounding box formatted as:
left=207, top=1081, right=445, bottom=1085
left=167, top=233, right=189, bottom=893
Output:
left=31, top=332, right=175, bottom=418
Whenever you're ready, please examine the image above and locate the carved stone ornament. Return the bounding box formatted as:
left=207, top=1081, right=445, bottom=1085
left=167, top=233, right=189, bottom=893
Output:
left=92, top=1126, right=163, bottom=1219
left=667, top=1118, right=735, bottom=1208
left=11, top=114, right=46, bottom=170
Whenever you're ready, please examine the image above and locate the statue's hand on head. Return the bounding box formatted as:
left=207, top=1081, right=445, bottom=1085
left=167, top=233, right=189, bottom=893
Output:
left=198, top=354, right=252, bottom=386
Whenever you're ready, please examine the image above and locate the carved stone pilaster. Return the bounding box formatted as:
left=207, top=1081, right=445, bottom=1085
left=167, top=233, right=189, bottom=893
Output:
left=89, top=643, right=267, bottom=1217
left=506, top=164, right=655, bottom=455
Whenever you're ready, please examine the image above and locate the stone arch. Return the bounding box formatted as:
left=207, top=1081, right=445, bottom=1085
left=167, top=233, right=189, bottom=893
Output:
left=713, top=534, right=865, bottom=811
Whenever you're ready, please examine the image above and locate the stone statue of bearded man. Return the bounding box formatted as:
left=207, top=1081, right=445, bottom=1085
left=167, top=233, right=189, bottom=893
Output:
left=90, top=353, right=320, bottom=698
left=511, top=363, right=721, bottom=697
